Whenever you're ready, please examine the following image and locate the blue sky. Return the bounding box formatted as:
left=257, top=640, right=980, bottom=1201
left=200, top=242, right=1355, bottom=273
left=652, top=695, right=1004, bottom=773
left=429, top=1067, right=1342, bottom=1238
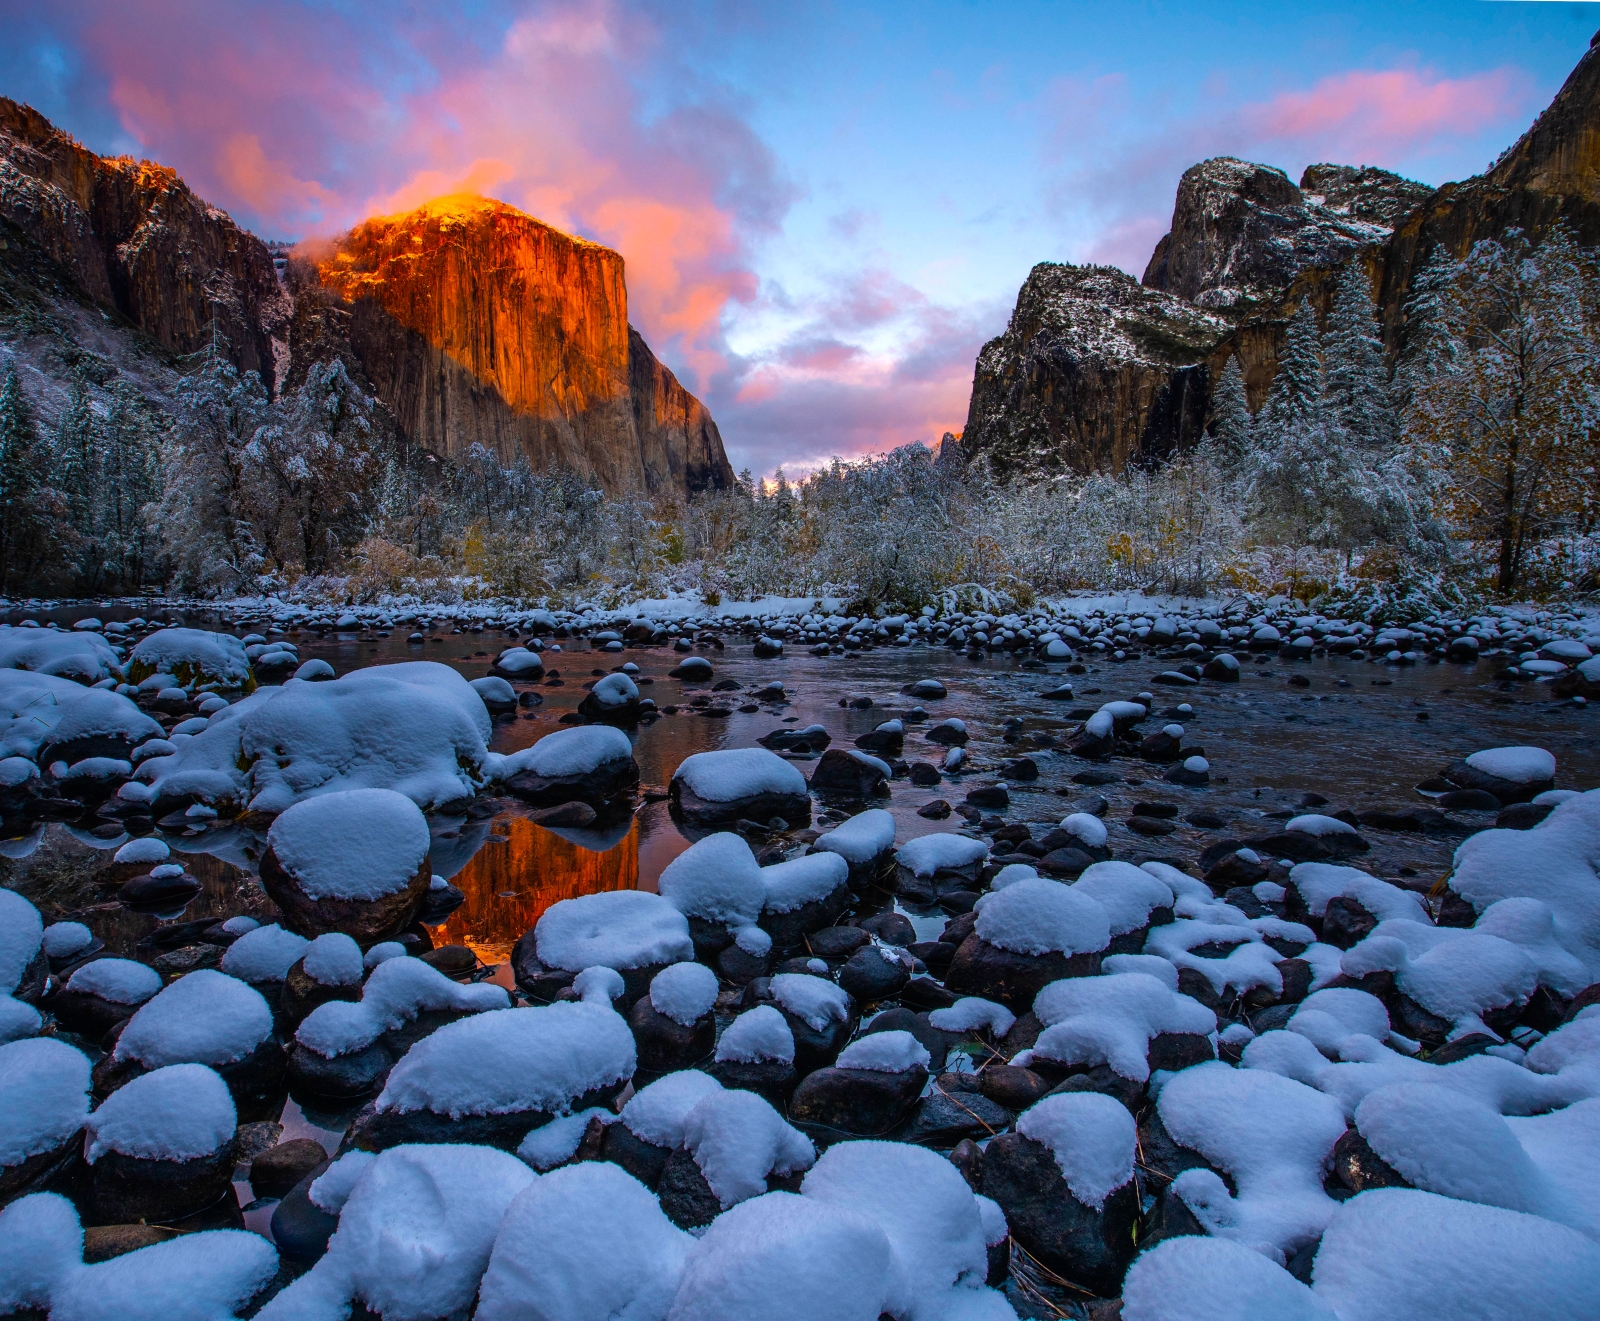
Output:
left=2, top=0, right=1596, bottom=474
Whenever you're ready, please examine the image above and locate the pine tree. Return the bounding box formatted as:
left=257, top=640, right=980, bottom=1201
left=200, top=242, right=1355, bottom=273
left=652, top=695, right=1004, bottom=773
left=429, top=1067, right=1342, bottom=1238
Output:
left=1263, top=300, right=1324, bottom=431
left=0, top=362, right=43, bottom=591
left=53, top=371, right=107, bottom=593
left=1208, top=355, right=1251, bottom=457
left=1324, top=262, right=1396, bottom=450
left=101, top=384, right=162, bottom=589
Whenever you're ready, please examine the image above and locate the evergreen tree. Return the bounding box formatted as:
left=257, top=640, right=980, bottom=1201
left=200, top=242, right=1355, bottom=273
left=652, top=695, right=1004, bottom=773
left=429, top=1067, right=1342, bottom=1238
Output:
left=53, top=372, right=107, bottom=593
left=101, top=384, right=162, bottom=589
left=1208, top=355, right=1251, bottom=457
left=0, top=362, right=43, bottom=591
left=1324, top=262, right=1396, bottom=450
left=1263, top=300, right=1324, bottom=431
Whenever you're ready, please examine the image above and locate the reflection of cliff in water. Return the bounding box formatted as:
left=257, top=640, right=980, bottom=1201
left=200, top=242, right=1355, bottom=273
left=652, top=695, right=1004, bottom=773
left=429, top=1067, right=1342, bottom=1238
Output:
left=428, top=815, right=640, bottom=964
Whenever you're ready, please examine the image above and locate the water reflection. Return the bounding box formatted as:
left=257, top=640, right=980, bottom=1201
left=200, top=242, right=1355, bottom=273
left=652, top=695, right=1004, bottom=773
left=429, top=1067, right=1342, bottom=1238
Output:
left=425, top=814, right=641, bottom=965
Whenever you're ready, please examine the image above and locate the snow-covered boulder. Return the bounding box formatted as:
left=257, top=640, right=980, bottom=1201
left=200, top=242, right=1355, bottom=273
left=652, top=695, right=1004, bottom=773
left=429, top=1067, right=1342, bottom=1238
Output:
left=48, top=958, right=162, bottom=1039
left=0, top=626, right=122, bottom=685
left=497, top=725, right=639, bottom=810
left=628, top=963, right=720, bottom=1075
left=106, top=970, right=282, bottom=1108
left=83, top=1063, right=237, bottom=1223
left=260, top=788, right=433, bottom=940
left=0, top=1039, right=90, bottom=1202
left=133, top=662, right=493, bottom=816
left=982, top=1092, right=1140, bottom=1296
left=758, top=851, right=852, bottom=947
left=519, top=890, right=694, bottom=1007
left=577, top=672, right=643, bottom=724
left=670, top=748, right=810, bottom=828
left=660, top=1088, right=815, bottom=1227
left=0, top=889, right=46, bottom=1006
left=657, top=832, right=768, bottom=952
left=353, top=1002, right=635, bottom=1150
left=127, top=628, right=252, bottom=691
left=0, top=1191, right=279, bottom=1321
left=490, top=646, right=545, bottom=682
left=1030, top=972, right=1216, bottom=1083
left=1438, top=745, right=1558, bottom=805
left=258, top=1144, right=532, bottom=1321
left=946, top=877, right=1110, bottom=1010
left=1447, top=788, right=1600, bottom=981
left=789, top=1030, right=931, bottom=1138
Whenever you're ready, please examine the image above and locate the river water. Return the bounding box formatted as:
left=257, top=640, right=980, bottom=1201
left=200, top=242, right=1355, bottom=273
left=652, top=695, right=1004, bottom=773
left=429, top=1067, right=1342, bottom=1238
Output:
left=8, top=604, right=1600, bottom=980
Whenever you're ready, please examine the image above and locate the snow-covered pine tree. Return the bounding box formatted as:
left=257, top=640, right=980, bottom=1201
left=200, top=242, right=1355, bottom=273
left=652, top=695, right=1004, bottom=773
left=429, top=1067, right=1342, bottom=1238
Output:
left=1263, top=300, right=1324, bottom=431
left=52, top=372, right=108, bottom=592
left=1208, top=355, right=1251, bottom=458
left=101, top=383, right=162, bottom=589
left=1323, top=262, right=1396, bottom=450
left=0, top=361, right=44, bottom=590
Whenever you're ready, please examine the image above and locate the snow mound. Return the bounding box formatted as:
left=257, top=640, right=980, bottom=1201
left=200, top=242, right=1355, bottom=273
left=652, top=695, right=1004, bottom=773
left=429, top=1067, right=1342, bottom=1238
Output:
left=668, top=1192, right=889, bottom=1321
left=302, top=933, right=364, bottom=987
left=588, top=673, right=638, bottom=709
left=1286, top=814, right=1357, bottom=837
left=62, top=959, right=160, bottom=1012
left=836, top=1030, right=930, bottom=1074
left=536, top=890, right=694, bottom=973
left=497, top=725, right=633, bottom=779
left=128, top=629, right=252, bottom=688
left=258, top=1143, right=532, bottom=1321
left=0, top=1038, right=90, bottom=1166
left=84, top=1063, right=235, bottom=1163
left=929, top=997, right=1017, bottom=1037
left=1287, top=988, right=1395, bottom=1056
left=896, top=833, right=989, bottom=878
left=715, top=1005, right=796, bottom=1064
left=1033, top=972, right=1216, bottom=1081
left=681, top=1088, right=816, bottom=1207
left=1159, top=1060, right=1347, bottom=1255
left=761, top=851, right=849, bottom=914
left=622, top=1070, right=726, bottom=1147
left=113, top=970, right=273, bottom=1070
left=1122, top=1236, right=1334, bottom=1321
left=1059, top=813, right=1108, bottom=849
left=1475, top=898, right=1591, bottom=997
left=0, top=888, right=43, bottom=995
left=1017, top=1093, right=1135, bottom=1209
left=975, top=877, right=1109, bottom=956
left=376, top=1002, right=635, bottom=1118
left=1289, top=863, right=1429, bottom=924
left=1314, top=1188, right=1600, bottom=1321
left=801, top=1140, right=990, bottom=1319
left=1465, top=745, right=1557, bottom=784
left=478, top=1162, right=691, bottom=1321
left=1448, top=788, right=1600, bottom=979
left=1071, top=862, right=1174, bottom=935
left=41, top=922, right=92, bottom=961
left=0, top=626, right=121, bottom=684
left=295, top=956, right=508, bottom=1058
left=1145, top=917, right=1283, bottom=996
left=659, top=832, right=766, bottom=926
left=220, top=923, right=309, bottom=983
left=650, top=962, right=719, bottom=1026
left=770, top=973, right=853, bottom=1032
left=815, top=809, right=897, bottom=865
left=673, top=748, right=806, bottom=802
left=267, top=788, right=431, bottom=900
left=517, top=1108, right=614, bottom=1170
left=1101, top=953, right=1180, bottom=989
left=1340, top=921, right=1536, bottom=1039
left=1355, top=1083, right=1596, bottom=1234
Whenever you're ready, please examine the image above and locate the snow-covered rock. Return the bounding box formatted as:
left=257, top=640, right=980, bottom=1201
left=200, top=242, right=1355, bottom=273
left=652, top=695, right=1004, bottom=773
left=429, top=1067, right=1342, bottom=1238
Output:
left=670, top=748, right=810, bottom=827
left=127, top=628, right=252, bottom=689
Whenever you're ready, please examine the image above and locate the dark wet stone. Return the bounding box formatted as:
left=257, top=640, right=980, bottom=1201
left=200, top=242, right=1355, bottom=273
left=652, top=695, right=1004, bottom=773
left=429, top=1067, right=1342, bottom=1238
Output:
left=946, top=934, right=1103, bottom=1013
left=965, top=785, right=1010, bottom=811
left=260, top=844, right=429, bottom=942
left=909, top=941, right=957, bottom=975
left=1147, top=1031, right=1216, bottom=1072
left=909, top=763, right=942, bottom=787
left=120, top=869, right=203, bottom=910
left=89, top=1141, right=236, bottom=1224
left=705, top=1057, right=799, bottom=1108
left=670, top=779, right=811, bottom=830
left=761, top=880, right=852, bottom=950
left=981, top=1132, right=1138, bottom=1297
left=629, top=996, right=715, bottom=1074
left=1138, top=1183, right=1208, bottom=1251
left=905, top=679, right=948, bottom=700
left=859, top=911, right=918, bottom=946
left=861, top=1006, right=950, bottom=1070
left=789, top=1064, right=928, bottom=1136
left=837, top=945, right=911, bottom=1002
left=907, top=1090, right=1014, bottom=1147
left=899, top=976, right=959, bottom=1012
left=270, top=1160, right=337, bottom=1261
left=1037, top=847, right=1097, bottom=878
left=1424, top=1033, right=1498, bottom=1065
left=1321, top=895, right=1379, bottom=949
left=419, top=944, right=477, bottom=978
left=0, top=1129, right=82, bottom=1205
left=1437, top=788, right=1504, bottom=812
left=808, top=926, right=872, bottom=960
left=917, top=799, right=952, bottom=819
left=1333, top=1128, right=1411, bottom=1193
left=1441, top=758, right=1552, bottom=805
left=1039, top=1065, right=1145, bottom=1111
left=979, top=1065, right=1050, bottom=1111
left=524, top=801, right=598, bottom=827
left=44, top=985, right=144, bottom=1040
left=855, top=726, right=904, bottom=757
left=809, top=749, right=888, bottom=799
left=82, top=1223, right=179, bottom=1263
left=1127, top=816, right=1176, bottom=837
left=1176, top=967, right=1222, bottom=1013
left=597, top=1121, right=673, bottom=1188
left=1496, top=801, right=1554, bottom=830
left=343, top=1076, right=625, bottom=1154
left=658, top=1147, right=725, bottom=1228
left=279, top=957, right=361, bottom=1029
left=250, top=1139, right=329, bottom=1199
left=718, top=942, right=772, bottom=985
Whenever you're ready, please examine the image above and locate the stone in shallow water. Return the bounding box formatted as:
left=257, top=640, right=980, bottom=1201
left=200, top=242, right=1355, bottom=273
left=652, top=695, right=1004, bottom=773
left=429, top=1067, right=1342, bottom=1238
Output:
left=250, top=1137, right=330, bottom=1199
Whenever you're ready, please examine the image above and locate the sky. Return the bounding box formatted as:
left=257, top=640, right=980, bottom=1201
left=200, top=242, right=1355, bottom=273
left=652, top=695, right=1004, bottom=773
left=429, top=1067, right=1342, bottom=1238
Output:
left=2, top=1, right=1597, bottom=478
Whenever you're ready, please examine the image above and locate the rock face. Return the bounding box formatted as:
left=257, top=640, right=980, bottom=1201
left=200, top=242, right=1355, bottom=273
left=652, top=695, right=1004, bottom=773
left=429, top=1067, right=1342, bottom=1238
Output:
left=0, top=97, right=288, bottom=385
left=310, top=195, right=732, bottom=495
left=958, top=34, right=1600, bottom=475
left=0, top=104, right=732, bottom=500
